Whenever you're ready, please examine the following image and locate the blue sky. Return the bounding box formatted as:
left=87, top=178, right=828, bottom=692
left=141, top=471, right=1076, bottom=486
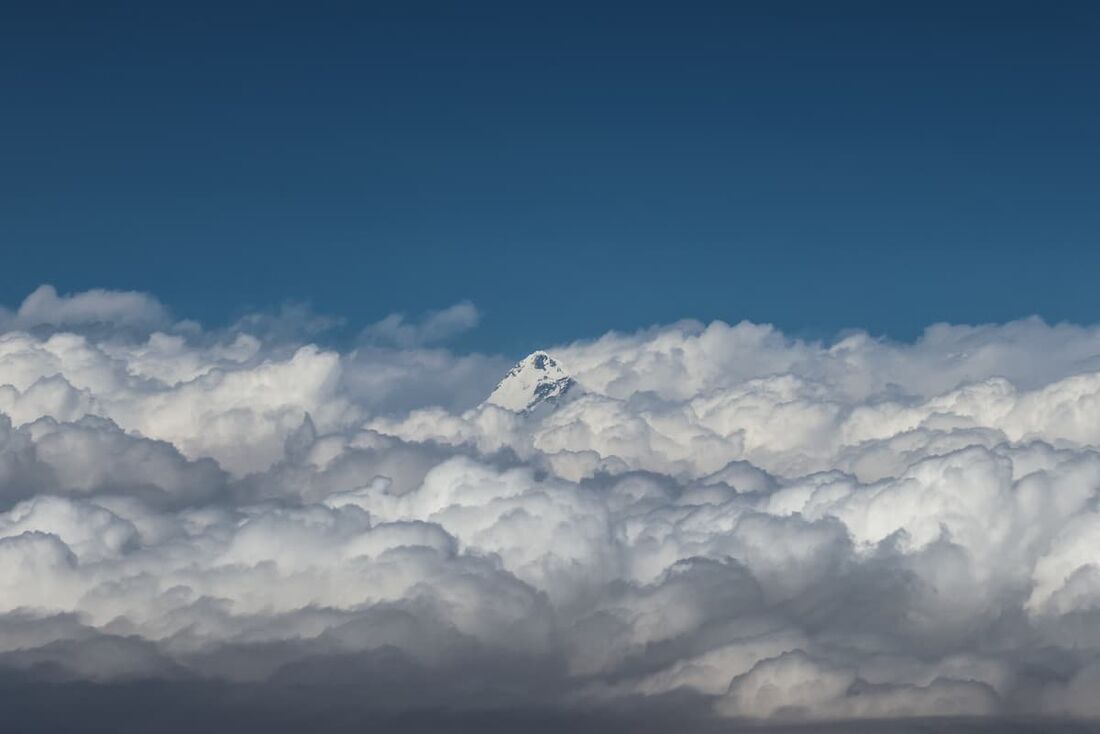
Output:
left=3, top=1, right=1099, bottom=353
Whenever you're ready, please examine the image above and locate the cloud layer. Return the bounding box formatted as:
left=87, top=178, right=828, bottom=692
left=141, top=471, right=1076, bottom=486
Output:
left=4, top=286, right=1100, bottom=729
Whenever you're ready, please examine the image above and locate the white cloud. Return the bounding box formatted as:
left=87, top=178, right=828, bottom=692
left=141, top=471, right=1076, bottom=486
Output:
left=5, top=286, right=1100, bottom=726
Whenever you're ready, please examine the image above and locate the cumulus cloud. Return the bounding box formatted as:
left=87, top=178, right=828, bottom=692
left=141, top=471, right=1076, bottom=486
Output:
left=6, top=287, right=1100, bottom=730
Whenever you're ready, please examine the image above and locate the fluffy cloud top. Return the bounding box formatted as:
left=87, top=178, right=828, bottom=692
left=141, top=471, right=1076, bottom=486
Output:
left=4, top=286, right=1100, bottom=729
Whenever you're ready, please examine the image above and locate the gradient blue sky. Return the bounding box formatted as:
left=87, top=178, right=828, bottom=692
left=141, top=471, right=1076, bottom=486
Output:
left=3, top=1, right=1099, bottom=352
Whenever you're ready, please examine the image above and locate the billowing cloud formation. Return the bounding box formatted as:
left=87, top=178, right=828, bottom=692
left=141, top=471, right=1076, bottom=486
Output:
left=5, top=288, right=1100, bottom=730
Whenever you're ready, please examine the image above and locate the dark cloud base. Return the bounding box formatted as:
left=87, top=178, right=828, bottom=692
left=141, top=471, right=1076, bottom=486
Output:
left=1, top=672, right=1095, bottom=734
left=1, top=681, right=1095, bottom=734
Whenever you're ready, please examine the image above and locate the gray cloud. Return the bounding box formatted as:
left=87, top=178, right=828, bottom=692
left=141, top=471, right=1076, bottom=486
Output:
left=0, top=285, right=171, bottom=334
left=362, top=301, right=481, bottom=347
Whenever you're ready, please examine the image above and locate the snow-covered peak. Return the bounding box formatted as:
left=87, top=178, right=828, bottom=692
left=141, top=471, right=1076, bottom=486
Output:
left=486, top=351, right=576, bottom=412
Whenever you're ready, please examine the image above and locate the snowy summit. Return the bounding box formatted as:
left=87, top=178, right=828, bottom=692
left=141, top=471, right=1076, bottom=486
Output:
left=486, top=351, right=576, bottom=412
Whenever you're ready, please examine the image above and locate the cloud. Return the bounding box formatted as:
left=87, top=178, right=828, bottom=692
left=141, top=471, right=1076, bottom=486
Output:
left=362, top=301, right=481, bottom=347
left=0, top=285, right=171, bottom=334
left=7, top=286, right=1100, bottom=730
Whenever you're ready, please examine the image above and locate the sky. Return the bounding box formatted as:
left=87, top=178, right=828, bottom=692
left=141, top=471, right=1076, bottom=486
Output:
left=4, top=2, right=1100, bottom=352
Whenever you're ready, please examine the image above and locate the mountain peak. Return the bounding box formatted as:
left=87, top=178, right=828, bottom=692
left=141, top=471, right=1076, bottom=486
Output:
left=486, top=351, right=576, bottom=412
